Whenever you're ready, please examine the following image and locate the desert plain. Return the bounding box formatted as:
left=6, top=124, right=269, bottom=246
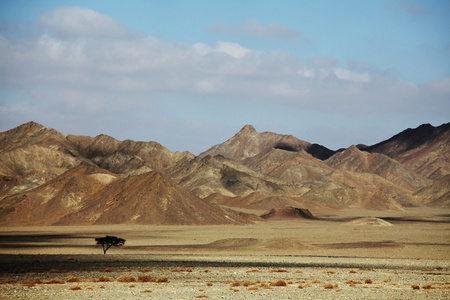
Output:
left=1, top=207, right=449, bottom=299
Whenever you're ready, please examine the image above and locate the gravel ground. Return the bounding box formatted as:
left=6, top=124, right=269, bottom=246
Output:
left=1, top=254, right=449, bottom=299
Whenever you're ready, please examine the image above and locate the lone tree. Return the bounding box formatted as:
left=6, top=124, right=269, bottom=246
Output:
left=95, top=236, right=125, bottom=254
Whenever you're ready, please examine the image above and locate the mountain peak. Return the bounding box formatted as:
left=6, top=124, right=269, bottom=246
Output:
left=239, top=124, right=257, bottom=134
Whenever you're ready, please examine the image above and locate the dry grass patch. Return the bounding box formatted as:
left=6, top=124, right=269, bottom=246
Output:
left=67, top=276, right=80, bottom=282
left=269, top=269, right=289, bottom=273
left=22, top=277, right=43, bottom=285
left=139, top=268, right=151, bottom=273
left=45, top=278, right=65, bottom=284
left=195, top=296, right=209, bottom=298
left=1, top=279, right=17, bottom=284
left=248, top=287, right=259, bottom=291
left=117, top=275, right=136, bottom=283
left=100, top=268, right=113, bottom=273
left=97, top=275, right=112, bottom=282
left=171, top=268, right=193, bottom=273
left=137, top=275, right=155, bottom=282
left=346, top=280, right=362, bottom=285
left=310, top=279, right=321, bottom=284
left=295, top=270, right=303, bottom=273
left=246, top=269, right=262, bottom=273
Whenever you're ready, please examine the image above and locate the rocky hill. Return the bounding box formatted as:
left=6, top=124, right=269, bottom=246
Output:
left=0, top=121, right=448, bottom=226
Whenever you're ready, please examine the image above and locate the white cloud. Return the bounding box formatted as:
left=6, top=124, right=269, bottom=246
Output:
left=208, top=19, right=309, bottom=42
left=0, top=6, right=448, bottom=121
left=39, top=7, right=131, bottom=38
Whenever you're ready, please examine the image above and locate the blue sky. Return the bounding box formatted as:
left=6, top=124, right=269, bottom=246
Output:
left=0, top=0, right=449, bottom=154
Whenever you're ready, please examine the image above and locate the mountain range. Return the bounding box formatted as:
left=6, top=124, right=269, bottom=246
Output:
left=0, top=121, right=448, bottom=225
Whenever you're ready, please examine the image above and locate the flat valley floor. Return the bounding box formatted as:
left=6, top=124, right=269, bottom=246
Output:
left=0, top=207, right=449, bottom=299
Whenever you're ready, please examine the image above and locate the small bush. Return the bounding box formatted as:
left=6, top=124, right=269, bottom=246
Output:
left=322, top=283, right=335, bottom=289
left=206, top=282, right=213, bottom=286
left=118, top=276, right=136, bottom=283
left=346, top=280, right=362, bottom=285
left=230, top=281, right=241, bottom=287
left=364, top=279, right=373, bottom=284
left=248, top=287, right=259, bottom=291
left=67, top=276, right=80, bottom=282
left=423, top=284, right=434, bottom=289
left=269, top=269, right=289, bottom=273
left=412, top=285, right=420, bottom=290
left=311, top=279, right=321, bottom=284
left=97, top=276, right=112, bottom=282
left=270, top=280, right=287, bottom=287
left=349, top=270, right=357, bottom=273
left=141, top=289, right=152, bottom=293
left=69, top=285, right=82, bottom=291
left=138, top=275, right=155, bottom=283
left=157, top=276, right=169, bottom=283
left=45, top=278, right=65, bottom=284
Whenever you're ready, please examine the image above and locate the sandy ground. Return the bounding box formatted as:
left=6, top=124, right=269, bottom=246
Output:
left=0, top=207, right=449, bottom=299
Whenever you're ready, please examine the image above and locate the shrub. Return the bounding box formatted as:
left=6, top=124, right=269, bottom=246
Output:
left=364, top=279, right=373, bottom=284
left=322, top=283, right=335, bottom=289
left=97, top=276, right=112, bottom=282
left=270, top=280, right=287, bottom=287
left=69, top=285, right=82, bottom=291
left=141, top=289, right=152, bottom=293
left=67, top=276, right=80, bottom=282
left=45, top=278, right=65, bottom=284
left=412, top=285, right=420, bottom=290
left=423, top=284, right=434, bottom=289
left=138, top=275, right=155, bottom=283
left=117, top=276, right=136, bottom=283
left=269, top=269, right=289, bottom=273
left=157, top=276, right=169, bottom=283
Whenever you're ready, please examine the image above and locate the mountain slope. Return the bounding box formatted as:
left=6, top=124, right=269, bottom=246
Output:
left=56, top=171, right=253, bottom=225
left=362, top=123, right=450, bottom=180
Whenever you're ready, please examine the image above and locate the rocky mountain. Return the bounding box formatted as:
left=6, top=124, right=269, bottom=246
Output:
left=0, top=121, right=448, bottom=226
left=361, top=123, right=450, bottom=180
left=199, top=124, right=335, bottom=161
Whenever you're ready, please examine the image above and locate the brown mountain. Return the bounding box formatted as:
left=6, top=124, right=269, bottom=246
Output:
left=56, top=171, right=252, bottom=225
left=200, top=124, right=334, bottom=161
left=362, top=123, right=450, bottom=180
left=325, top=145, right=430, bottom=191
left=169, top=154, right=304, bottom=198
left=0, top=164, right=120, bottom=226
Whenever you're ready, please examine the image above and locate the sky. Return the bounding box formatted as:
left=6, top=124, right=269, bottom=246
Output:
left=0, top=0, right=449, bottom=154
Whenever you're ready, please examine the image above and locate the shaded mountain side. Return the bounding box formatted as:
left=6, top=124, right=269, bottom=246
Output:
left=326, top=145, right=430, bottom=191
left=260, top=207, right=318, bottom=220
left=56, top=171, right=254, bottom=225
left=0, top=164, right=120, bottom=226
left=169, top=154, right=305, bottom=198
left=361, top=123, right=450, bottom=180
